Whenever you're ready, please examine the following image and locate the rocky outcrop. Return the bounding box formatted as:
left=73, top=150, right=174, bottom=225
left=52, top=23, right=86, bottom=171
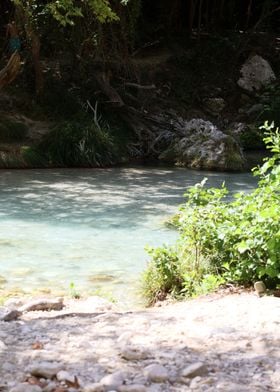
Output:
left=160, top=119, right=245, bottom=171
left=237, top=55, right=276, bottom=92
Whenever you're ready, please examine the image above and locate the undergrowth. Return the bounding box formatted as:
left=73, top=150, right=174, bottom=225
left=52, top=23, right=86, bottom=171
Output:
left=38, top=119, right=117, bottom=167
left=141, top=122, right=280, bottom=306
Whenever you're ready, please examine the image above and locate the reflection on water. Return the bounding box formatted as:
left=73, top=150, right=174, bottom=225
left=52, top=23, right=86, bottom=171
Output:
left=0, top=167, right=257, bottom=305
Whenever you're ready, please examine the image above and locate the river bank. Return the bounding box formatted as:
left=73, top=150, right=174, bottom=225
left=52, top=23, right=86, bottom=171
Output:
left=0, top=291, right=279, bottom=391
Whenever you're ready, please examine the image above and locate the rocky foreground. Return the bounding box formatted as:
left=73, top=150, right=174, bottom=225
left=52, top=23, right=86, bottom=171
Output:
left=0, top=293, right=279, bottom=392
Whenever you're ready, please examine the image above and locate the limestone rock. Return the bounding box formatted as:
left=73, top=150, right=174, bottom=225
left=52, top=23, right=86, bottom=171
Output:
left=181, top=362, right=208, bottom=378
left=254, top=281, right=266, bottom=296
left=100, top=371, right=127, bottom=391
left=160, top=119, right=245, bottom=171
left=56, top=370, right=76, bottom=383
left=28, top=362, right=63, bottom=379
left=83, top=383, right=105, bottom=392
left=120, top=346, right=149, bottom=361
left=10, top=384, right=42, bottom=392
left=0, top=340, right=7, bottom=350
left=0, top=306, right=21, bottom=321
left=144, top=364, right=168, bottom=383
left=238, top=55, right=276, bottom=92
left=19, top=298, right=64, bottom=312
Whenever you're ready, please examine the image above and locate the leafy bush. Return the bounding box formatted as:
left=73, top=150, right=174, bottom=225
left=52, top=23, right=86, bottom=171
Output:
left=141, top=122, right=280, bottom=305
left=39, top=120, right=117, bottom=167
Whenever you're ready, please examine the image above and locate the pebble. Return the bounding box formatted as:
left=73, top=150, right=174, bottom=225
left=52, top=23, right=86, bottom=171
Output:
left=121, top=346, right=149, bottom=361
left=118, top=385, right=147, bottom=392
left=144, top=364, right=168, bottom=383
left=56, top=370, right=76, bottom=383
left=28, top=362, right=63, bottom=379
left=181, top=362, right=208, bottom=378
left=83, top=383, right=105, bottom=392
left=10, top=384, right=42, bottom=392
left=100, top=371, right=127, bottom=390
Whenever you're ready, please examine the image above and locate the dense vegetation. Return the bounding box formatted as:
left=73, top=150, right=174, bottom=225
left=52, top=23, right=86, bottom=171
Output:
left=142, top=122, right=280, bottom=305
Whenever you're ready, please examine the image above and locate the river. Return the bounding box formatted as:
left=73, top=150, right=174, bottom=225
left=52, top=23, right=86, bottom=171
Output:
left=0, top=167, right=257, bottom=306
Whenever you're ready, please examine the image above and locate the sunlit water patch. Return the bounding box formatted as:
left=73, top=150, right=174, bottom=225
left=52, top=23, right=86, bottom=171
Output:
left=0, top=167, right=257, bottom=306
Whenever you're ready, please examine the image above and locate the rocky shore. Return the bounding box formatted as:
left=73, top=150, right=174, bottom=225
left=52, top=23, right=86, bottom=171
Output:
left=0, top=292, right=279, bottom=391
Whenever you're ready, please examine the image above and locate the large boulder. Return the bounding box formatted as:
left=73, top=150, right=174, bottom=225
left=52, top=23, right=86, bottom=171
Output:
left=159, top=119, right=245, bottom=171
left=237, top=55, right=276, bottom=92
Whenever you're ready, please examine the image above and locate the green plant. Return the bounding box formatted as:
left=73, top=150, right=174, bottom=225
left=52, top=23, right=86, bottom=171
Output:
left=69, top=281, right=81, bottom=299
left=141, top=122, right=280, bottom=305
left=39, top=119, right=117, bottom=167
left=141, top=246, right=184, bottom=306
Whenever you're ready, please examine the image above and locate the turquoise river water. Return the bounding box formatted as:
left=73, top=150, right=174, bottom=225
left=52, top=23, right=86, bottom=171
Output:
left=0, top=167, right=257, bottom=306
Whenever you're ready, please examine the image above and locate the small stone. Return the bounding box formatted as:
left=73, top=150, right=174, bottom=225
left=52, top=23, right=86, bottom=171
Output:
left=83, top=384, right=105, bottom=392
left=100, top=371, right=127, bottom=391
left=0, top=306, right=21, bottom=321
left=10, top=384, right=42, bottom=392
left=120, top=346, right=149, bottom=361
left=118, top=385, right=147, bottom=392
left=144, top=364, right=168, bottom=383
left=181, top=362, right=208, bottom=378
left=0, top=340, right=7, bottom=350
left=28, top=362, right=63, bottom=379
left=254, top=281, right=266, bottom=296
left=56, top=370, right=76, bottom=383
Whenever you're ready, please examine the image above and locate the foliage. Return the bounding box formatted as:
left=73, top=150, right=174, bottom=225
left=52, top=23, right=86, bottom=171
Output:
left=69, top=281, right=81, bottom=299
left=142, top=122, right=280, bottom=305
left=13, top=0, right=128, bottom=26
left=39, top=118, right=117, bottom=167
left=260, top=83, right=280, bottom=127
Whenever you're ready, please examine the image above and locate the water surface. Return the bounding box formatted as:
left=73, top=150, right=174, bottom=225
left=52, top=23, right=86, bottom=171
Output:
left=0, top=167, right=257, bottom=305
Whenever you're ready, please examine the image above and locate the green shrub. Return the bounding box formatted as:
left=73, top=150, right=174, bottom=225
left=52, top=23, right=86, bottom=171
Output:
left=141, top=122, right=280, bottom=305
left=39, top=120, right=117, bottom=167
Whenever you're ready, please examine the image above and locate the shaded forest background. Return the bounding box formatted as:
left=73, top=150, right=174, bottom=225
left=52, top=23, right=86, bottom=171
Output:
left=0, top=0, right=279, bottom=169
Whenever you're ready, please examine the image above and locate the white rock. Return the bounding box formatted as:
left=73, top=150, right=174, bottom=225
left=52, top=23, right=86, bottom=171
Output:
left=120, top=346, right=149, bottom=361
left=160, top=118, right=245, bottom=171
left=83, top=383, right=105, bottom=392
left=19, top=298, right=64, bottom=312
left=56, top=370, right=76, bottom=383
left=254, top=281, right=266, bottom=295
left=181, top=362, right=208, bottom=378
left=144, top=364, right=168, bottom=383
left=10, top=384, right=42, bottom=392
left=28, top=362, right=63, bottom=379
left=238, top=55, right=276, bottom=92
left=0, top=340, right=7, bottom=350
left=100, top=371, right=127, bottom=391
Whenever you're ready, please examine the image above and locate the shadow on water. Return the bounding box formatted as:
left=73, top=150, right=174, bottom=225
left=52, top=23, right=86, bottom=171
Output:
left=0, top=167, right=257, bottom=229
